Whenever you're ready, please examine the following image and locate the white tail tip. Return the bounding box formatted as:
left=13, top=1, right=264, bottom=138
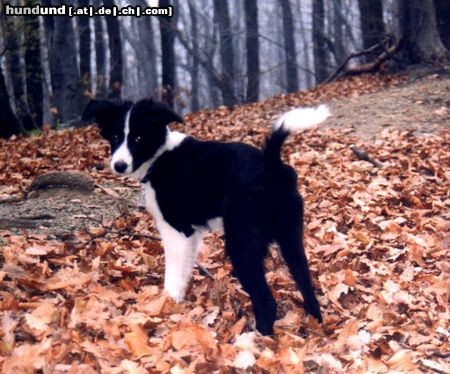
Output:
left=274, top=104, right=331, bottom=133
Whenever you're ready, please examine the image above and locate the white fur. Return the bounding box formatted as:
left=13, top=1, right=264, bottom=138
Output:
left=111, top=110, right=133, bottom=174
left=165, top=131, right=187, bottom=151
left=193, top=217, right=224, bottom=234
left=274, top=105, right=331, bottom=132
left=144, top=183, right=202, bottom=302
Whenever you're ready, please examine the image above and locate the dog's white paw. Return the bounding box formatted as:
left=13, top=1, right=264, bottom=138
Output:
left=164, top=283, right=186, bottom=303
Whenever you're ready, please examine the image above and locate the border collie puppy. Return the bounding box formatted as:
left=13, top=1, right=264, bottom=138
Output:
left=82, top=99, right=329, bottom=335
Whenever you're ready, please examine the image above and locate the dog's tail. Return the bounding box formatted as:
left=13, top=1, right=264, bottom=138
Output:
left=264, top=105, right=330, bottom=168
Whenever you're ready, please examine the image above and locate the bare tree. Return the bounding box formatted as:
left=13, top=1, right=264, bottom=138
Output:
left=126, top=0, right=158, bottom=97
left=333, top=0, right=346, bottom=65
left=77, top=0, right=91, bottom=94
left=104, top=0, right=123, bottom=98
left=357, top=0, right=385, bottom=61
left=1, top=14, right=34, bottom=130
left=23, top=0, right=43, bottom=127
left=397, top=0, right=448, bottom=63
left=296, top=0, right=313, bottom=88
left=312, top=0, right=327, bottom=84
left=46, top=0, right=84, bottom=122
left=174, top=4, right=232, bottom=108
left=434, top=0, right=450, bottom=50
left=159, top=0, right=176, bottom=107
left=213, top=0, right=237, bottom=106
left=139, top=7, right=158, bottom=96
left=279, top=0, right=299, bottom=93
left=0, top=64, right=21, bottom=138
left=188, top=0, right=200, bottom=111
left=201, top=6, right=221, bottom=108
left=94, top=15, right=107, bottom=98
left=244, top=0, right=259, bottom=103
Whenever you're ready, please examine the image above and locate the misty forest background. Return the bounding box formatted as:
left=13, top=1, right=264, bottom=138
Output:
left=0, top=0, right=449, bottom=138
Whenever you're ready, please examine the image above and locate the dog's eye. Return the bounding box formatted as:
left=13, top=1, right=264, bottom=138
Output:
left=135, top=136, right=141, bottom=143
left=112, top=134, right=119, bottom=142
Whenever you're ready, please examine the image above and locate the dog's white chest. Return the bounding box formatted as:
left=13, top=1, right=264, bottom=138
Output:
left=143, top=183, right=162, bottom=222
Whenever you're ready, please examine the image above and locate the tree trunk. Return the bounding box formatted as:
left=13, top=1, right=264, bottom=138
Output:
left=244, top=0, right=259, bottom=103
left=159, top=0, right=176, bottom=107
left=297, top=0, right=313, bottom=88
left=104, top=0, right=123, bottom=99
left=134, top=0, right=158, bottom=96
left=23, top=0, right=44, bottom=128
left=357, top=0, right=384, bottom=62
left=398, top=0, right=448, bottom=64
left=187, top=0, right=200, bottom=111
left=42, top=0, right=57, bottom=123
left=2, top=14, right=34, bottom=130
left=94, top=15, right=107, bottom=98
left=126, top=17, right=148, bottom=97
left=312, top=0, right=328, bottom=84
left=77, top=0, right=91, bottom=95
left=203, top=9, right=221, bottom=109
left=48, top=0, right=84, bottom=123
left=213, top=0, right=237, bottom=106
left=333, top=0, right=346, bottom=65
left=0, top=64, right=21, bottom=138
left=434, top=0, right=450, bottom=50
left=279, top=0, right=299, bottom=93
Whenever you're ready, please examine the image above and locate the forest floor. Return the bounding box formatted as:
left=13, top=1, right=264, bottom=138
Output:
left=0, top=68, right=448, bottom=372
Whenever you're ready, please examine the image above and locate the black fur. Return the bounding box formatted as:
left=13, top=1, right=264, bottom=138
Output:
left=82, top=99, right=132, bottom=142
left=83, top=98, right=322, bottom=335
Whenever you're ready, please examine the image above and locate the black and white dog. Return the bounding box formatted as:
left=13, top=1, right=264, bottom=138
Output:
left=82, top=99, right=329, bottom=335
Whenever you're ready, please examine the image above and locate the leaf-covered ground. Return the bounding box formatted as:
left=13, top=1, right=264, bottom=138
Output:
left=0, top=72, right=449, bottom=373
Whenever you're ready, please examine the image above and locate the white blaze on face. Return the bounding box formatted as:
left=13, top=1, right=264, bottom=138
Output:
left=110, top=109, right=134, bottom=174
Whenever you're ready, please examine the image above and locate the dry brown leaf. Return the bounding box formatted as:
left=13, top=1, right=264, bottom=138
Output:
left=387, top=350, right=418, bottom=371
left=124, top=324, right=154, bottom=358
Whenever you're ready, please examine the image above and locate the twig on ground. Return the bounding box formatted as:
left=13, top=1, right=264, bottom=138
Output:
left=351, top=146, right=383, bottom=167
left=197, top=263, right=215, bottom=280
left=0, top=217, right=51, bottom=229
left=0, top=195, right=25, bottom=205
left=19, top=214, right=55, bottom=220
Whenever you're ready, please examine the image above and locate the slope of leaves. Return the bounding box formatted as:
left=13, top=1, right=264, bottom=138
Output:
left=0, top=74, right=449, bottom=372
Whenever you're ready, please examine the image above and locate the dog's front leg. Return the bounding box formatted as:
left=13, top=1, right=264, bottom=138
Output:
left=160, top=225, right=202, bottom=302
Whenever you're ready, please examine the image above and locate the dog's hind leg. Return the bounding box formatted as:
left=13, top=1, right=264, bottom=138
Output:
left=227, top=242, right=277, bottom=335
left=224, top=208, right=276, bottom=335
left=159, top=224, right=203, bottom=303
left=275, top=194, right=322, bottom=323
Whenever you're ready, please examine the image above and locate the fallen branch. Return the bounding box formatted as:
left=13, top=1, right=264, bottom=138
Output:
left=0, top=217, right=52, bottom=229
left=197, top=264, right=215, bottom=280
left=19, top=214, right=55, bottom=220
left=28, top=171, right=95, bottom=194
left=325, top=39, right=404, bottom=84
left=0, top=195, right=25, bottom=205
left=351, top=147, right=383, bottom=168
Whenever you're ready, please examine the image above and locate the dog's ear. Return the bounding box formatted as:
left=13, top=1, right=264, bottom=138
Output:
left=135, top=99, right=183, bottom=126
left=82, top=99, right=111, bottom=122
left=160, top=106, right=184, bottom=125
left=82, top=99, right=132, bottom=130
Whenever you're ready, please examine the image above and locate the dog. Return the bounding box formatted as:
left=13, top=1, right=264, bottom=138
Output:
left=82, top=98, right=329, bottom=335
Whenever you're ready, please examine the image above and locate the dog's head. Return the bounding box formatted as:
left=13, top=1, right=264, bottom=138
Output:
left=82, top=98, right=183, bottom=175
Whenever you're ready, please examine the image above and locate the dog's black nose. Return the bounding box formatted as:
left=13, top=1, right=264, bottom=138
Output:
left=114, top=161, right=128, bottom=173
